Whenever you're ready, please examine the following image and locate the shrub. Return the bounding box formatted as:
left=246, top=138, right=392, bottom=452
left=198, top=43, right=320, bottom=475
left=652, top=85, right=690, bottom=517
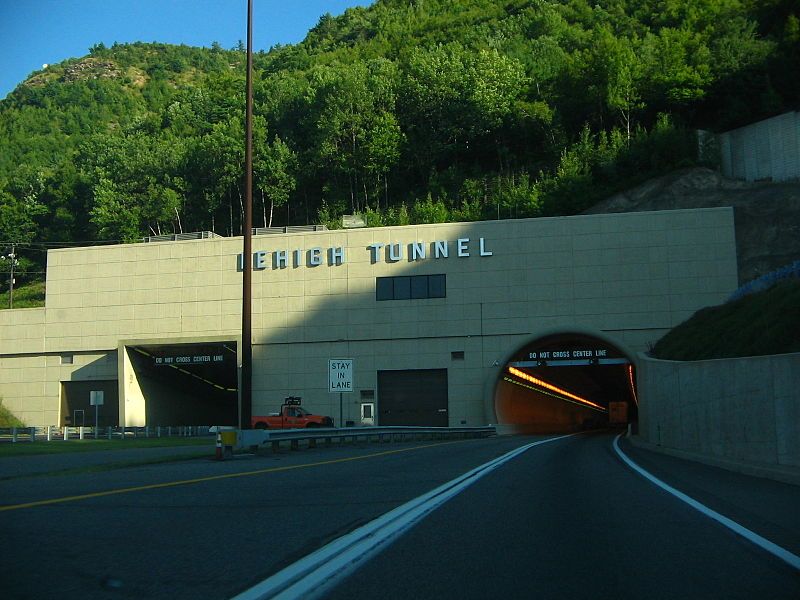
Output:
left=0, top=399, right=26, bottom=427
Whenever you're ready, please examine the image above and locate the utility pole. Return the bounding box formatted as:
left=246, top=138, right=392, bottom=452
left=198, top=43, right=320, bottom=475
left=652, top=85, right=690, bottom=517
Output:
left=240, top=0, right=254, bottom=429
left=9, top=243, right=14, bottom=308
left=2, top=243, right=17, bottom=309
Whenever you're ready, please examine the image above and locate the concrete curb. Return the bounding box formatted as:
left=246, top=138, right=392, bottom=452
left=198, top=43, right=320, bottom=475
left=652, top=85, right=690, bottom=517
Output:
left=628, top=435, right=800, bottom=486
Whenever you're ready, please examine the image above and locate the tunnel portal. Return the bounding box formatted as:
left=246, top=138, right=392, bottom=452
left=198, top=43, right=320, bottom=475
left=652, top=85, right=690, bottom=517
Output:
left=495, top=333, right=637, bottom=433
left=125, top=341, right=238, bottom=426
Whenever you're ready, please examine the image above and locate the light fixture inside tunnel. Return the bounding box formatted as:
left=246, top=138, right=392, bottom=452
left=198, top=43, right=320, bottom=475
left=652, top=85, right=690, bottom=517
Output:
left=627, top=364, right=638, bottom=406
left=506, top=366, right=607, bottom=413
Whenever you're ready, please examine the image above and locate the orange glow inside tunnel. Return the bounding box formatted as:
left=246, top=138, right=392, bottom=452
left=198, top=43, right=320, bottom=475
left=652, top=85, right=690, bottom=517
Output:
left=496, top=366, right=609, bottom=434
left=506, top=367, right=606, bottom=412
left=628, top=364, right=638, bottom=406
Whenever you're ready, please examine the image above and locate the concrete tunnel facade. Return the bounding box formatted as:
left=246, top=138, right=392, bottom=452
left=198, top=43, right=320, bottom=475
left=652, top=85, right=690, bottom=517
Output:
left=0, top=208, right=738, bottom=429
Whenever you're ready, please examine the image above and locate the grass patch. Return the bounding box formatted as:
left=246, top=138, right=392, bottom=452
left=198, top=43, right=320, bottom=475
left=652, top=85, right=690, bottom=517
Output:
left=0, top=399, right=26, bottom=427
left=0, top=280, right=46, bottom=309
left=651, top=280, right=800, bottom=360
left=0, top=436, right=213, bottom=457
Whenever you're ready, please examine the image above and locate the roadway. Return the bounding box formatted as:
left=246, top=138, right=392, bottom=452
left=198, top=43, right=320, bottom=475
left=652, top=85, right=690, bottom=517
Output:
left=1, top=432, right=798, bottom=599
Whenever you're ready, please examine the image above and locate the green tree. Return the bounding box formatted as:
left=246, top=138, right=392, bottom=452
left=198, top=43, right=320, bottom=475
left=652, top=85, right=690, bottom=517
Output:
left=640, top=27, right=712, bottom=109
left=255, top=133, right=298, bottom=227
left=306, top=59, right=401, bottom=213
left=601, top=32, right=645, bottom=142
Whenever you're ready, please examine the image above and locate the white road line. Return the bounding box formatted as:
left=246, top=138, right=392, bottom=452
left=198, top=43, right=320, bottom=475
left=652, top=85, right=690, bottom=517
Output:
left=613, top=434, right=800, bottom=572
left=231, top=434, right=576, bottom=600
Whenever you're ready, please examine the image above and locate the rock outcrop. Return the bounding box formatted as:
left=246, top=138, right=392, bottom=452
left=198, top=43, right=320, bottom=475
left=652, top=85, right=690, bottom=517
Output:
left=584, top=168, right=800, bottom=285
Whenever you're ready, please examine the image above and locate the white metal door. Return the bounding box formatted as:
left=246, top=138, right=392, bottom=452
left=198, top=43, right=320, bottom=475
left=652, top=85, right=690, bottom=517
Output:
left=360, top=403, right=375, bottom=426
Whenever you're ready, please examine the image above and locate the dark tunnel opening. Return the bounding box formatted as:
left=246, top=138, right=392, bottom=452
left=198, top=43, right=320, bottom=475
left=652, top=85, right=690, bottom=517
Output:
left=127, top=342, right=238, bottom=426
left=494, top=333, right=638, bottom=434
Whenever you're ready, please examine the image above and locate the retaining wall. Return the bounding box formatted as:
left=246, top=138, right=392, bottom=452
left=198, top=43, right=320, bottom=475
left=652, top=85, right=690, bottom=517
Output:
left=718, top=111, right=800, bottom=183
left=637, top=352, right=800, bottom=479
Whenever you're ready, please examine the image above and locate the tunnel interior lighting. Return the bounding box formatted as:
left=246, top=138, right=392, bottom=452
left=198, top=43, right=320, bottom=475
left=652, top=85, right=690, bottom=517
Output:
left=506, top=366, right=607, bottom=412
left=501, top=377, right=608, bottom=414
left=627, top=364, right=638, bottom=406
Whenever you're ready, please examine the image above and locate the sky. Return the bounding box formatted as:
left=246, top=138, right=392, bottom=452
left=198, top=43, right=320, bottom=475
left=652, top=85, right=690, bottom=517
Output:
left=0, top=0, right=373, bottom=100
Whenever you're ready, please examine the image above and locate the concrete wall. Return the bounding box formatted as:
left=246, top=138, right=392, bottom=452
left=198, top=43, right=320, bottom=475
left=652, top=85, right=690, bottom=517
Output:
left=248, top=209, right=738, bottom=424
left=718, top=111, right=800, bottom=183
left=637, top=352, right=800, bottom=474
left=0, top=208, right=739, bottom=426
left=0, top=351, right=116, bottom=425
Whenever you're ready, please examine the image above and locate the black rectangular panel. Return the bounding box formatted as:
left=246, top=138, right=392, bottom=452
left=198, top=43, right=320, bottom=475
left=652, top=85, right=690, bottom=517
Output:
left=428, top=274, right=446, bottom=298
left=376, top=277, right=393, bottom=300
left=393, top=276, right=411, bottom=299
left=410, top=275, right=428, bottom=299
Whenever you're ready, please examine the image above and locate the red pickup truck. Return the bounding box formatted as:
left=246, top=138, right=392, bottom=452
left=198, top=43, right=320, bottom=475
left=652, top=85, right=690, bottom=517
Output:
left=251, top=397, right=334, bottom=429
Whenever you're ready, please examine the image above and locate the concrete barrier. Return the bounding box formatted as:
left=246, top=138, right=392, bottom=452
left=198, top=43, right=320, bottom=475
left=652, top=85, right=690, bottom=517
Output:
left=637, top=352, right=800, bottom=482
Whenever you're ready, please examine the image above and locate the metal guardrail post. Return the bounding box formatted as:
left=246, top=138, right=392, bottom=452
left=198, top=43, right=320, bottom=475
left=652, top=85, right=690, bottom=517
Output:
left=107, top=426, right=112, bottom=440
left=46, top=425, right=52, bottom=441
left=215, top=433, right=223, bottom=461
left=30, top=427, right=36, bottom=442
left=11, top=427, right=17, bottom=443
left=63, top=426, right=69, bottom=441
left=79, top=426, right=85, bottom=440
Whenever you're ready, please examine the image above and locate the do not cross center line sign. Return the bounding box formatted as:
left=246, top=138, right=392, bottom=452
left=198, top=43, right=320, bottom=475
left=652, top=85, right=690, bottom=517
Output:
left=329, top=359, right=354, bottom=393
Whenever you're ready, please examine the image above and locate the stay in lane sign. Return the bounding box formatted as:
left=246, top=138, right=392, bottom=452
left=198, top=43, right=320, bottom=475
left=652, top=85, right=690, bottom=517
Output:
left=329, top=359, right=353, bottom=393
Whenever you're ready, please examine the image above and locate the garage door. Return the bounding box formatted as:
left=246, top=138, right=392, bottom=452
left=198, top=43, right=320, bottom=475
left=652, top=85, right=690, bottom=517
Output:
left=377, top=369, right=448, bottom=426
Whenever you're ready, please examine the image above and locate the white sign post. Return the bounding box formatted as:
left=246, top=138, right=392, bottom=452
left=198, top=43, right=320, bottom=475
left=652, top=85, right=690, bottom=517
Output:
left=90, top=391, right=104, bottom=439
left=329, top=359, right=353, bottom=427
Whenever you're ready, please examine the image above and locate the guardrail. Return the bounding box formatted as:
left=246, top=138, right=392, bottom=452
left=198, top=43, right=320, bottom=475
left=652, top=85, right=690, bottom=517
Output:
left=1, top=424, right=496, bottom=452
left=0, top=425, right=211, bottom=443
left=219, top=425, right=497, bottom=458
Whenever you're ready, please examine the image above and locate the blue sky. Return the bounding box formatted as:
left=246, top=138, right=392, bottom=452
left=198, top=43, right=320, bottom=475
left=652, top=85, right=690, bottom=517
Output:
left=0, top=0, right=373, bottom=100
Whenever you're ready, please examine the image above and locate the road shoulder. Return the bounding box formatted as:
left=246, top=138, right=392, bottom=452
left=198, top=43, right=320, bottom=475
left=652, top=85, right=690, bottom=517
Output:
left=619, top=435, right=800, bottom=558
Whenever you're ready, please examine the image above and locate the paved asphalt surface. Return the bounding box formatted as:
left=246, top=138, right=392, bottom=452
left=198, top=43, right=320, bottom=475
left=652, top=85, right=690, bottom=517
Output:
left=327, top=432, right=800, bottom=600
left=1, top=432, right=798, bottom=599
left=0, top=443, right=214, bottom=479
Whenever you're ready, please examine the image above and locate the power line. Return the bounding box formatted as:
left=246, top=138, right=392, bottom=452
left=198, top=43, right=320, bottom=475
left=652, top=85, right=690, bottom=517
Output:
left=0, top=239, right=125, bottom=248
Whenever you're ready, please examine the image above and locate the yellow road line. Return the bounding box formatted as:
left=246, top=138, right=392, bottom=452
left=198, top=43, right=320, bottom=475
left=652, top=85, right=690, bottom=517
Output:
left=0, top=441, right=461, bottom=512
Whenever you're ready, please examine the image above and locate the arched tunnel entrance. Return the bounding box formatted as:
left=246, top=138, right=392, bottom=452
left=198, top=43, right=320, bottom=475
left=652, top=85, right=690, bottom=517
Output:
left=494, top=333, right=638, bottom=434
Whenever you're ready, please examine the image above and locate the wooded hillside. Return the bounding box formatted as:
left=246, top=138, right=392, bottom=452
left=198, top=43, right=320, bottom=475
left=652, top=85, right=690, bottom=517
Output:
left=1, top=0, right=798, bottom=285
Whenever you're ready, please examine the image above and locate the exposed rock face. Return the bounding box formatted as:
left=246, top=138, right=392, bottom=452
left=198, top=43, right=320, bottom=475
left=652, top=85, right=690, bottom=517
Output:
left=584, top=168, right=800, bottom=285
left=60, top=58, right=121, bottom=83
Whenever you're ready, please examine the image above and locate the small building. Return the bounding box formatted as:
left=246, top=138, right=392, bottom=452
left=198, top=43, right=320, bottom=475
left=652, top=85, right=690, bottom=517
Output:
left=0, top=208, right=738, bottom=431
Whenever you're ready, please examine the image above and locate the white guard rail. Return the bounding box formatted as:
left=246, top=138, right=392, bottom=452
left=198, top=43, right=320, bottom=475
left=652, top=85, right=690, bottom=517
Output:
left=0, top=425, right=211, bottom=442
